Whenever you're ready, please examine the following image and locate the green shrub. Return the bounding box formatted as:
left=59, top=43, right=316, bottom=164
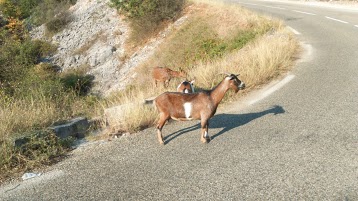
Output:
left=45, top=10, right=72, bottom=33
left=0, top=130, right=74, bottom=182
left=111, top=0, right=186, bottom=44
left=60, top=72, right=94, bottom=96
left=0, top=37, right=56, bottom=86
left=111, top=0, right=184, bottom=20
left=33, top=0, right=76, bottom=26
left=0, top=0, right=76, bottom=23
left=0, top=0, right=44, bottom=19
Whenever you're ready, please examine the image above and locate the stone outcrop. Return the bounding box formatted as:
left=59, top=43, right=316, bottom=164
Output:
left=49, top=117, right=90, bottom=139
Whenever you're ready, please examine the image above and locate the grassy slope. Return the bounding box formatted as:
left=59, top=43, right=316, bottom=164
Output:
left=104, top=1, right=300, bottom=134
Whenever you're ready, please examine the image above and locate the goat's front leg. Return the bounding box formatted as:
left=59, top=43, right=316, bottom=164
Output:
left=200, top=120, right=210, bottom=143
left=164, top=79, right=171, bottom=88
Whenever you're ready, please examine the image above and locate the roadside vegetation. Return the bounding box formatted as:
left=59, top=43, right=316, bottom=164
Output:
left=110, top=0, right=185, bottom=46
left=0, top=0, right=299, bottom=184
left=0, top=0, right=98, bottom=183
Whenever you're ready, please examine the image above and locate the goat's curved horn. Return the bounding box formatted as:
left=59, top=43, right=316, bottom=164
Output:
left=219, top=72, right=231, bottom=76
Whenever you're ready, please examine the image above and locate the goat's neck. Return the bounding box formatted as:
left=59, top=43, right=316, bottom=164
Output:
left=210, top=80, right=229, bottom=106
left=170, top=70, right=179, bottom=76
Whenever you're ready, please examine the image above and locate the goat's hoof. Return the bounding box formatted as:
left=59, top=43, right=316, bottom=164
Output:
left=201, top=138, right=208, bottom=143
left=159, top=141, right=165, bottom=145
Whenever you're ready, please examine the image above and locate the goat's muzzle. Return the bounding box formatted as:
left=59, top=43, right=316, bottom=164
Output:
left=238, top=82, right=245, bottom=90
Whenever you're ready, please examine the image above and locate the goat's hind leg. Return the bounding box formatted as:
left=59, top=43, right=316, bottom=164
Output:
left=156, top=114, right=169, bottom=145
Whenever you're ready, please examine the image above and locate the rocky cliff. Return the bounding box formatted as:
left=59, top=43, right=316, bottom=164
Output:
left=31, top=0, right=187, bottom=96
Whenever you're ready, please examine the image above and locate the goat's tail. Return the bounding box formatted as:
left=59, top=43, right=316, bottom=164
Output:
left=144, top=97, right=156, bottom=105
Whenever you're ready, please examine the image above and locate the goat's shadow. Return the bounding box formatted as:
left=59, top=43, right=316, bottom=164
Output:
left=163, top=105, right=285, bottom=144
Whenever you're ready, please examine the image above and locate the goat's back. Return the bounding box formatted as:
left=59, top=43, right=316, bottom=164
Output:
left=152, top=67, right=171, bottom=81
left=154, top=91, right=215, bottom=119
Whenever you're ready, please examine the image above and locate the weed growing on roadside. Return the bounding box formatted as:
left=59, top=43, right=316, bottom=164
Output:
left=0, top=130, right=74, bottom=184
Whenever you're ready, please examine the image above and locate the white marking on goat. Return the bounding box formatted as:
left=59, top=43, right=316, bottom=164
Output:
left=189, top=82, right=195, bottom=93
left=239, top=82, right=245, bottom=88
left=177, top=83, right=182, bottom=91
left=204, top=131, right=208, bottom=138
left=183, top=103, right=192, bottom=119
left=184, top=89, right=189, bottom=93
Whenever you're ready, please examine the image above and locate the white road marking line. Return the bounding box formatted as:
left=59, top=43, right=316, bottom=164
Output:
left=264, top=5, right=286, bottom=10
left=354, top=25, right=358, bottom=28
left=325, top=16, right=348, bottom=24
left=239, top=2, right=259, bottom=6
left=298, top=43, right=314, bottom=63
left=249, top=74, right=296, bottom=105
left=292, top=10, right=316, bottom=15
left=287, top=26, right=301, bottom=35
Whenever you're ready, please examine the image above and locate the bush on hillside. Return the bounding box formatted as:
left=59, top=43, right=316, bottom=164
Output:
left=45, top=10, right=72, bottom=33
left=110, top=0, right=186, bottom=43
left=0, top=0, right=76, bottom=21
left=111, top=0, right=185, bottom=20
left=1, top=0, right=76, bottom=35
left=60, top=73, right=95, bottom=96
left=0, top=37, right=56, bottom=85
left=0, top=0, right=34, bottom=19
left=31, top=0, right=76, bottom=27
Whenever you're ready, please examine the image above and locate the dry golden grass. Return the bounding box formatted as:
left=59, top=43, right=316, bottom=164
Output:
left=101, top=88, right=158, bottom=135
left=191, top=28, right=300, bottom=90
left=0, top=99, right=57, bottom=139
left=104, top=2, right=300, bottom=134
left=0, top=94, right=101, bottom=141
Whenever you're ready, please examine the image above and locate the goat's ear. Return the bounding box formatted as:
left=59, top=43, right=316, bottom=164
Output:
left=190, top=80, right=195, bottom=84
left=225, top=76, right=233, bottom=81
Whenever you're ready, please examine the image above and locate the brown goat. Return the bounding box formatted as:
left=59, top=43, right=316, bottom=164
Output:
left=154, top=74, right=245, bottom=145
left=177, top=80, right=195, bottom=93
left=152, top=67, right=187, bottom=88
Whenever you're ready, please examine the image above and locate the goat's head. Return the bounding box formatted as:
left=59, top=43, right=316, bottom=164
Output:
left=177, top=68, right=187, bottom=78
left=225, top=74, right=245, bottom=93
left=177, top=80, right=195, bottom=93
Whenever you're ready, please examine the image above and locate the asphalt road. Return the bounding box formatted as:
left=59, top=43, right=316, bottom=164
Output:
left=1, top=0, right=358, bottom=200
